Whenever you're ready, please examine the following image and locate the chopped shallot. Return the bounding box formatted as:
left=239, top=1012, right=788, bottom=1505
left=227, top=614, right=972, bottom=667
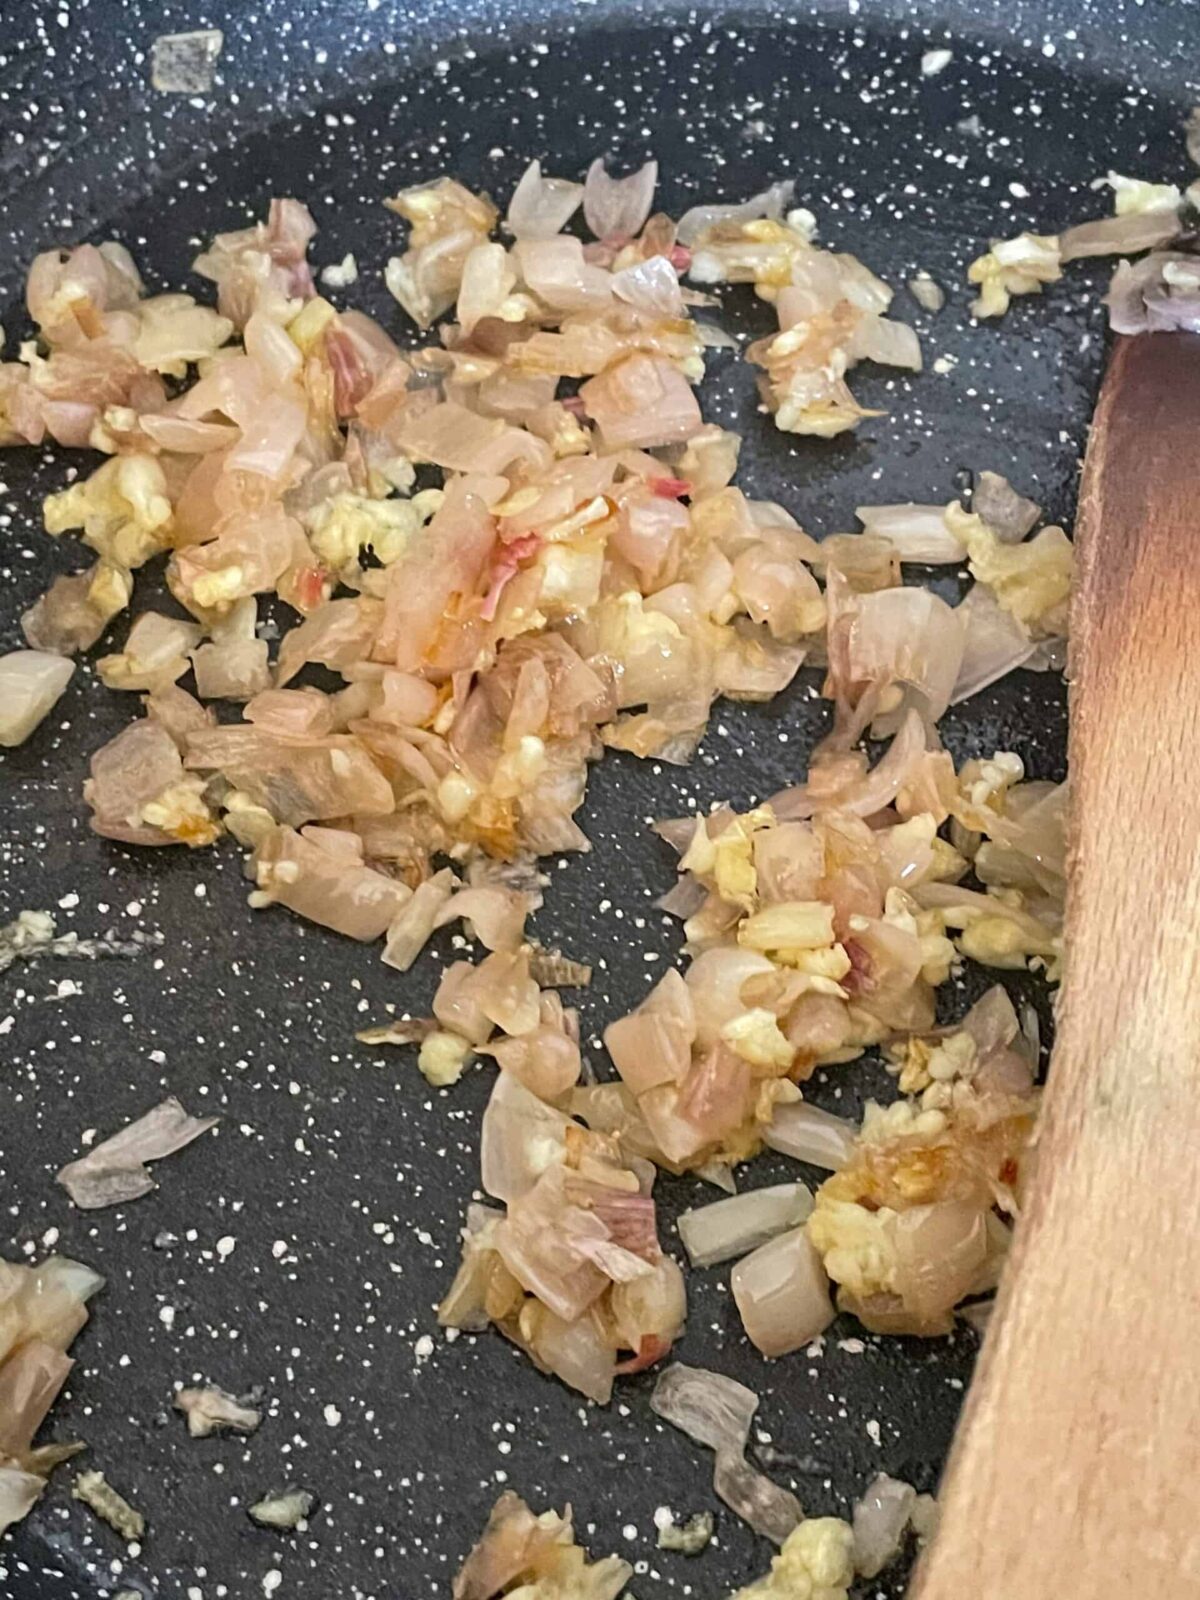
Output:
left=583, top=158, right=658, bottom=245
left=763, top=1104, right=859, bottom=1171
left=454, top=1491, right=631, bottom=1600
left=174, top=1385, right=262, bottom=1438
left=730, top=1226, right=835, bottom=1356
left=0, top=1254, right=104, bottom=1534
left=676, top=1183, right=813, bottom=1269
left=852, top=1473, right=927, bottom=1578
left=56, top=1096, right=219, bottom=1210
left=0, top=651, right=74, bottom=746
left=248, top=1485, right=318, bottom=1529
left=651, top=1362, right=802, bottom=1543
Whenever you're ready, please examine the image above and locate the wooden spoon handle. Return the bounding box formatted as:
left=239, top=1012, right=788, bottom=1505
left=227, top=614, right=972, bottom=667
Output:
left=911, top=332, right=1200, bottom=1599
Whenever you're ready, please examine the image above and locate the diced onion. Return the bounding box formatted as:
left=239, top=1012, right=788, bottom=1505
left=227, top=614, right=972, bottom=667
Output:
left=730, top=1226, right=834, bottom=1356
left=852, top=1473, right=918, bottom=1578
left=0, top=651, right=75, bottom=747
left=677, top=1183, right=813, bottom=1269
left=763, top=1101, right=857, bottom=1170
left=855, top=504, right=964, bottom=564
left=650, top=1361, right=757, bottom=1454
left=506, top=159, right=584, bottom=240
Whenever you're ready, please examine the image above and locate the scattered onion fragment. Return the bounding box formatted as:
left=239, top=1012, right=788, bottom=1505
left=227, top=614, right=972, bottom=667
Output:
left=851, top=1473, right=920, bottom=1578
left=249, top=1485, right=318, bottom=1530
left=56, top=1096, right=219, bottom=1210
left=730, top=1226, right=835, bottom=1357
left=763, top=1103, right=857, bottom=1171
left=651, top=1362, right=801, bottom=1543
left=907, top=273, right=945, bottom=312
left=0, top=651, right=74, bottom=747
left=583, top=157, right=658, bottom=244
left=650, top=1362, right=756, bottom=1454
left=454, top=1490, right=631, bottom=1600
left=355, top=1016, right=437, bottom=1047
left=174, top=1385, right=262, bottom=1438
left=677, top=1183, right=813, bottom=1269
left=713, top=1447, right=804, bottom=1546
left=0, top=1254, right=103, bottom=1535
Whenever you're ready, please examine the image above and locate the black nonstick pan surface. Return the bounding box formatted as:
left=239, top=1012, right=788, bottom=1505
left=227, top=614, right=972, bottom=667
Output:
left=1, top=2, right=1196, bottom=1596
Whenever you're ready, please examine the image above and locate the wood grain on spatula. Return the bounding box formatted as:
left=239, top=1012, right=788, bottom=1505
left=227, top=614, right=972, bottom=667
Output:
left=911, top=332, right=1200, bottom=1600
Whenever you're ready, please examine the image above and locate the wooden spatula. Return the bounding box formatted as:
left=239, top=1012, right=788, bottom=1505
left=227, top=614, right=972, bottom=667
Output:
left=911, top=331, right=1200, bottom=1600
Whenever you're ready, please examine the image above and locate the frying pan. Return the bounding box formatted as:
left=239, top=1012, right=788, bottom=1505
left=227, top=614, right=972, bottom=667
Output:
left=0, top=2, right=1194, bottom=1596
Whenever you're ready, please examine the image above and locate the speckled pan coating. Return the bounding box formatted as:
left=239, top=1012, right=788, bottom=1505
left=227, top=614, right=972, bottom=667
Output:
left=0, top=3, right=1196, bottom=1597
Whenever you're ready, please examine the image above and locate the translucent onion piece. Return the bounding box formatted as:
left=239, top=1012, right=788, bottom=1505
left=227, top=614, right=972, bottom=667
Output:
left=525, top=1307, right=616, bottom=1406
left=763, top=1101, right=857, bottom=1170
left=0, top=651, right=74, bottom=747
left=506, top=160, right=584, bottom=240
left=56, top=1096, right=219, bottom=1210
left=712, top=1448, right=804, bottom=1546
left=248, top=1486, right=318, bottom=1529
left=254, top=826, right=411, bottom=941
left=1058, top=209, right=1181, bottom=262
left=381, top=868, right=457, bottom=972
left=686, top=947, right=777, bottom=1050
left=0, top=1467, right=45, bottom=1537
left=583, top=157, right=658, bottom=244
left=951, top=584, right=1037, bottom=703
left=515, top=236, right=613, bottom=313
left=892, top=1201, right=990, bottom=1324
left=730, top=1226, right=834, bottom=1356
left=610, top=1256, right=687, bottom=1357
left=676, top=180, right=796, bottom=247
left=908, top=273, right=945, bottom=312
left=580, top=353, right=702, bottom=450
left=454, top=1491, right=632, bottom=1600
left=16, top=1256, right=105, bottom=1350
left=479, top=1071, right=573, bottom=1204
left=852, top=1473, right=918, bottom=1578
left=174, top=1385, right=262, bottom=1438
left=650, top=1361, right=758, bottom=1454
left=677, top=1184, right=814, bottom=1269
left=855, top=504, right=964, bottom=564
left=612, top=255, right=685, bottom=319
left=1106, top=252, right=1200, bottom=335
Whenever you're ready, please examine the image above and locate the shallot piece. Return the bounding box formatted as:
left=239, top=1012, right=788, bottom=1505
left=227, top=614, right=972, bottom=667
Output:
left=763, top=1102, right=857, bottom=1171
left=248, top=1485, right=318, bottom=1529
left=730, top=1226, right=835, bottom=1357
left=676, top=1183, right=813, bottom=1269
left=454, top=1490, right=631, bottom=1600
left=651, top=1362, right=802, bottom=1543
left=0, top=1254, right=104, bottom=1534
left=174, top=1385, right=262, bottom=1438
left=582, top=157, right=658, bottom=244
left=852, top=1472, right=920, bottom=1578
left=56, top=1096, right=219, bottom=1210
left=0, top=651, right=75, bottom=747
